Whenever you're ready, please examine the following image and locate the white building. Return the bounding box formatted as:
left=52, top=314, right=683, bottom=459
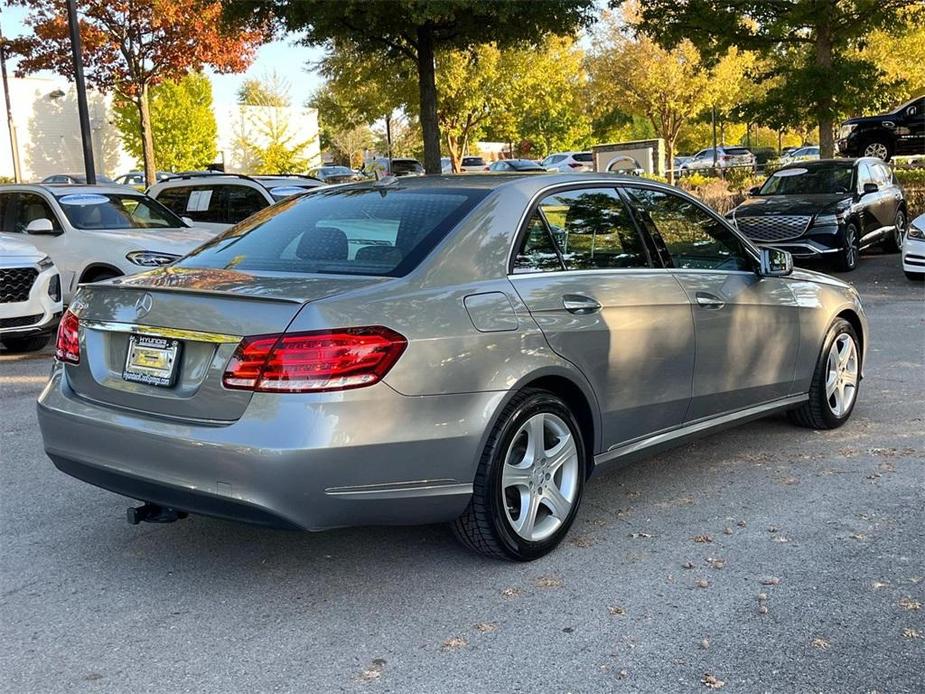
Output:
left=1, top=76, right=321, bottom=181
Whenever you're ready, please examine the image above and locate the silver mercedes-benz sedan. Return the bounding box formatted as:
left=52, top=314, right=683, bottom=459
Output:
left=38, top=173, right=867, bottom=560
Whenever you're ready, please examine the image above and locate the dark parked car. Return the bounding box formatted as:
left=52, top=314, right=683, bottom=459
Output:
left=728, top=158, right=907, bottom=271
left=837, top=96, right=924, bottom=161
left=41, top=174, right=116, bottom=185
left=307, top=165, right=360, bottom=184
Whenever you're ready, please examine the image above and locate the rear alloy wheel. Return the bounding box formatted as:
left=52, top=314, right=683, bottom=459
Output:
left=789, top=318, right=860, bottom=429
left=862, top=139, right=892, bottom=161
left=452, top=389, right=586, bottom=561
left=881, top=209, right=905, bottom=253
left=834, top=222, right=860, bottom=272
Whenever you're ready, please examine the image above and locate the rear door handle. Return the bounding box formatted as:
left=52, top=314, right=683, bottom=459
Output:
left=562, top=294, right=602, bottom=314
left=695, top=292, right=725, bottom=309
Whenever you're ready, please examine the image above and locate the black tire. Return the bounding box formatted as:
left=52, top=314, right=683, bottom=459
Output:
left=881, top=208, right=906, bottom=253
left=1, top=333, right=51, bottom=353
left=861, top=137, right=893, bottom=162
left=833, top=222, right=860, bottom=272
left=789, top=318, right=861, bottom=430
left=452, top=389, right=587, bottom=561
left=905, top=270, right=924, bottom=281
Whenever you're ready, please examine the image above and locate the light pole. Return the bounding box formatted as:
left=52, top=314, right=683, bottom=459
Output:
left=66, top=0, right=96, bottom=184
left=0, top=17, right=22, bottom=183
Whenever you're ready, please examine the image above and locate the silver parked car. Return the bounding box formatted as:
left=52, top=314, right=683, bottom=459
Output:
left=38, top=173, right=867, bottom=560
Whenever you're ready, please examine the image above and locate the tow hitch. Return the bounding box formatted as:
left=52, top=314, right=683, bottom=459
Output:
left=127, top=503, right=188, bottom=525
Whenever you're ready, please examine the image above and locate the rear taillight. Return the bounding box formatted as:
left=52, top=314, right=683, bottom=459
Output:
left=55, top=309, right=80, bottom=364
left=568, top=162, right=583, bottom=169
left=223, top=326, right=407, bottom=393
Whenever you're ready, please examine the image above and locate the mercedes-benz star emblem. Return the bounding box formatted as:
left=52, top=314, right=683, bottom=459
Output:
left=134, top=293, right=153, bottom=318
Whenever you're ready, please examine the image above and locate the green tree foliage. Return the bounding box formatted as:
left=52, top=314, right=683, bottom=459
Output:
left=234, top=75, right=312, bottom=174
left=625, top=0, right=921, bottom=157
left=238, top=71, right=293, bottom=108
left=222, top=0, right=597, bottom=173
left=113, top=72, right=217, bottom=173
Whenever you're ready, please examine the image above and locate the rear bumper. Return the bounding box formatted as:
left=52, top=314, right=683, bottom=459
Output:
left=37, top=366, right=504, bottom=530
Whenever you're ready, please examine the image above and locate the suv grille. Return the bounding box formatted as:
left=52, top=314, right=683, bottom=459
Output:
left=735, top=215, right=811, bottom=242
left=0, top=268, right=38, bottom=303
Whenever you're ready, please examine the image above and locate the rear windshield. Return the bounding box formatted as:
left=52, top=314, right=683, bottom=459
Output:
left=724, top=148, right=752, bottom=156
left=390, top=160, right=424, bottom=175
left=56, top=193, right=185, bottom=229
left=175, top=187, right=489, bottom=277
left=573, top=153, right=593, bottom=162
left=462, top=157, right=485, bottom=166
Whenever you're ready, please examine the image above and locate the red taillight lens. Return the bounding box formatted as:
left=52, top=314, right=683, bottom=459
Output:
left=568, top=162, right=583, bottom=168
left=222, top=326, right=408, bottom=393
left=55, top=309, right=80, bottom=364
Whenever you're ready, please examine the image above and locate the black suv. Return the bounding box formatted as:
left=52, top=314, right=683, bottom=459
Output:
left=837, top=96, right=924, bottom=161
left=728, top=158, right=908, bottom=272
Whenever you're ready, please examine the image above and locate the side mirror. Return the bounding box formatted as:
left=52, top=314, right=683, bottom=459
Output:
left=25, top=218, right=58, bottom=235
left=748, top=185, right=761, bottom=196
left=759, top=247, right=793, bottom=277
left=181, top=216, right=194, bottom=226
left=862, top=182, right=879, bottom=195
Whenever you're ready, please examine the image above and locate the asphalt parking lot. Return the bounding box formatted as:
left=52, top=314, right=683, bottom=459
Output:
left=1, top=253, right=922, bottom=693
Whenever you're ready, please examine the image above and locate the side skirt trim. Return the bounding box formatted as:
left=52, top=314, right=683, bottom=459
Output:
left=592, top=394, right=808, bottom=472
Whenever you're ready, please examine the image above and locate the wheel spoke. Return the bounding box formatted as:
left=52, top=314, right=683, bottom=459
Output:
left=526, top=415, right=546, bottom=466
left=513, top=490, right=540, bottom=537
left=502, top=463, right=531, bottom=490
left=541, top=483, right=571, bottom=520
left=825, top=369, right=838, bottom=397
left=833, top=383, right=845, bottom=416
left=545, top=434, right=576, bottom=474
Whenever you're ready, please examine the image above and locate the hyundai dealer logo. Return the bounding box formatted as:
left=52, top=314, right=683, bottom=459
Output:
left=134, top=293, right=153, bottom=318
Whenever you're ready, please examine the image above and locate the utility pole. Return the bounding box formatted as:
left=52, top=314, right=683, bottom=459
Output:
left=66, top=0, right=96, bottom=184
left=0, top=17, right=22, bottom=183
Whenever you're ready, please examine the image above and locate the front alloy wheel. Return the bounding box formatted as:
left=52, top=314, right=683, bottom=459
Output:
left=452, top=389, right=586, bottom=560
left=824, top=333, right=859, bottom=417
left=835, top=223, right=860, bottom=272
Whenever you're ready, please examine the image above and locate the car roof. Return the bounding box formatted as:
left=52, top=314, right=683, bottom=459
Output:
left=778, top=158, right=858, bottom=169
left=0, top=183, right=144, bottom=197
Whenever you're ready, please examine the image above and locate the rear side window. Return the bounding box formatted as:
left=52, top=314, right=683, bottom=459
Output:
left=154, top=184, right=268, bottom=225
left=513, top=187, right=649, bottom=272
left=176, top=187, right=488, bottom=277
left=226, top=186, right=269, bottom=224
left=623, top=187, right=751, bottom=271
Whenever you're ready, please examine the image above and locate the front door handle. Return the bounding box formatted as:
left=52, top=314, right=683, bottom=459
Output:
left=562, top=294, right=602, bottom=314
left=695, top=292, right=726, bottom=309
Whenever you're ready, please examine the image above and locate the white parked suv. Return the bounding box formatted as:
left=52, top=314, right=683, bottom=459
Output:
left=148, top=173, right=323, bottom=233
left=903, top=213, right=925, bottom=281
left=0, top=184, right=213, bottom=303
left=539, top=152, right=593, bottom=172
left=0, top=236, right=62, bottom=352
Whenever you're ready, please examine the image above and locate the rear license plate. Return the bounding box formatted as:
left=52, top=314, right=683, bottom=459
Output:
left=123, top=335, right=181, bottom=387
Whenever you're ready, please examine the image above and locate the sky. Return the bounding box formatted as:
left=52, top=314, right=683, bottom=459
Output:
left=0, top=4, right=326, bottom=107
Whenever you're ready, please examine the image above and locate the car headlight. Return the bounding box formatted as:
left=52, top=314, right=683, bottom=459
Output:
left=126, top=251, right=181, bottom=267
left=37, top=255, right=54, bottom=270
left=908, top=223, right=925, bottom=240
left=838, top=124, right=857, bottom=139
left=812, top=214, right=841, bottom=227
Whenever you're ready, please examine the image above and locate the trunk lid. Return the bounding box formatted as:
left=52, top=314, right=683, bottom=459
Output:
left=66, top=267, right=391, bottom=421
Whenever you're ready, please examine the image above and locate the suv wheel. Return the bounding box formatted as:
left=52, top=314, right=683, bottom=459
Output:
left=881, top=209, right=906, bottom=253
left=452, top=389, right=587, bottom=561
left=789, top=318, right=860, bottom=430
left=862, top=138, right=892, bottom=161
left=834, top=222, right=860, bottom=272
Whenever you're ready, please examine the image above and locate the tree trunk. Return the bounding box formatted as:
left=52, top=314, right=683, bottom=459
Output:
left=447, top=135, right=461, bottom=173
left=416, top=24, right=441, bottom=174
left=815, top=11, right=835, bottom=158
left=666, top=136, right=675, bottom=186
left=137, top=83, right=156, bottom=186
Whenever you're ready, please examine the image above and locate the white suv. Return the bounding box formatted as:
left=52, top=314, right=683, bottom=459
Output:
left=539, top=152, right=593, bottom=172
left=0, top=184, right=213, bottom=303
left=147, top=174, right=323, bottom=233
left=680, top=147, right=757, bottom=172
left=0, top=236, right=62, bottom=352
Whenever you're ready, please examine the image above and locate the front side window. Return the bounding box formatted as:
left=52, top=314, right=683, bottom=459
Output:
left=513, top=187, right=649, bottom=273
left=1, top=193, right=62, bottom=233
left=55, top=193, right=183, bottom=230
left=175, top=187, right=488, bottom=277
left=623, top=187, right=752, bottom=271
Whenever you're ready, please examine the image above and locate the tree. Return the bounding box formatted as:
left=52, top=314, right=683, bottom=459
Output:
left=588, top=20, right=712, bottom=183
left=12, top=0, right=263, bottom=184
left=113, top=71, right=217, bottom=173
left=223, top=0, right=597, bottom=173
left=625, top=0, right=921, bottom=157
left=238, top=71, right=292, bottom=108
